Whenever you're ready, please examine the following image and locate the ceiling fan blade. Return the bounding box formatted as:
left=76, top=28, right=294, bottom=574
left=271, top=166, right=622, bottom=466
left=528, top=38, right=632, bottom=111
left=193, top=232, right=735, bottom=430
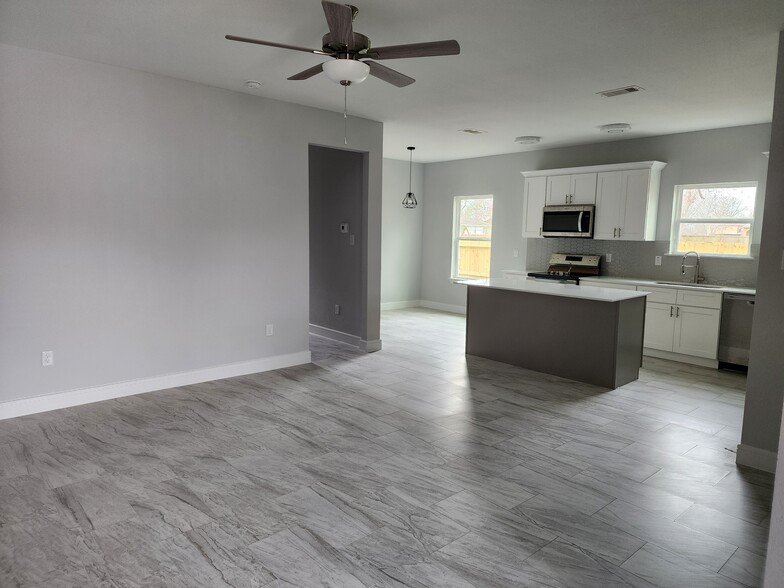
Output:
left=366, top=61, right=415, bottom=88
left=322, top=1, right=354, bottom=48
left=287, top=63, right=325, bottom=81
left=364, top=40, right=460, bottom=60
left=225, top=35, right=332, bottom=56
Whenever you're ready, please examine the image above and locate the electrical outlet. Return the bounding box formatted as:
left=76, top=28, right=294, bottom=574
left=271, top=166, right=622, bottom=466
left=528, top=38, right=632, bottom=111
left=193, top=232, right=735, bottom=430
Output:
left=266, top=324, right=274, bottom=336
left=513, top=249, right=519, bottom=258
left=334, top=304, right=341, bottom=315
left=42, top=350, right=53, bottom=366
left=655, top=255, right=662, bottom=266
left=606, top=253, right=612, bottom=263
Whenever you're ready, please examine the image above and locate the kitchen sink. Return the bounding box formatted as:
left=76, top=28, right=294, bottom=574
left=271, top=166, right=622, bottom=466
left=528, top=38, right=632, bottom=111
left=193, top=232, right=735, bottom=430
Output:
left=656, top=281, right=724, bottom=289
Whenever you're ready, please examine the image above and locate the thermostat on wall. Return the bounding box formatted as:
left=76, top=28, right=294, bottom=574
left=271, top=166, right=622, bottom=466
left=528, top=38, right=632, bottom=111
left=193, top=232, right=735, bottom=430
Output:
left=340, top=223, right=349, bottom=233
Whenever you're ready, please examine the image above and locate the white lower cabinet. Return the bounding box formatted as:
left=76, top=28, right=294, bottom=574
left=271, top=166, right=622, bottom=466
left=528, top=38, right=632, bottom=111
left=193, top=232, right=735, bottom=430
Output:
left=642, top=290, right=722, bottom=360
left=584, top=280, right=724, bottom=364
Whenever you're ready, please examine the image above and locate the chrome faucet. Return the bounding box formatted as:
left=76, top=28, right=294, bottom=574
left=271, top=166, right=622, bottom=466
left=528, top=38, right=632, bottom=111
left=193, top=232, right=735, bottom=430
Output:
left=681, top=251, right=702, bottom=283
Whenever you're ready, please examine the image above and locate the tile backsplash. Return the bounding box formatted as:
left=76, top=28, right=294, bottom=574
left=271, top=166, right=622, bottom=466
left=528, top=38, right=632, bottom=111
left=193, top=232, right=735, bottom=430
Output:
left=525, top=238, right=759, bottom=288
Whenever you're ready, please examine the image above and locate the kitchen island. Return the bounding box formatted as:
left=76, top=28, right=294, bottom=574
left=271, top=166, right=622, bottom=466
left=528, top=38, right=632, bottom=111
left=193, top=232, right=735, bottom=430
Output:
left=464, top=279, right=649, bottom=389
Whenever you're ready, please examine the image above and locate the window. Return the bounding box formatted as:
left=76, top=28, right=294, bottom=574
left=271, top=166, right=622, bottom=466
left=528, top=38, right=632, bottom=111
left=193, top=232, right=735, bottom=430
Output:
left=670, top=182, right=757, bottom=256
left=452, top=195, right=494, bottom=278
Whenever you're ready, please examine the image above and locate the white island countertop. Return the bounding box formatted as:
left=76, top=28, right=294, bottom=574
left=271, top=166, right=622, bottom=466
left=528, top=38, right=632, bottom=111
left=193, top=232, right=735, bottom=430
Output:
left=461, top=278, right=649, bottom=303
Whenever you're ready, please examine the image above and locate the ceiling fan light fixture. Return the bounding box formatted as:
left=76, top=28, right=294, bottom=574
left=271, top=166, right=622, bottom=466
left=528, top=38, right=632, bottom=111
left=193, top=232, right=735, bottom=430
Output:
left=600, top=123, right=632, bottom=134
left=515, top=135, right=541, bottom=144
left=322, top=59, right=370, bottom=85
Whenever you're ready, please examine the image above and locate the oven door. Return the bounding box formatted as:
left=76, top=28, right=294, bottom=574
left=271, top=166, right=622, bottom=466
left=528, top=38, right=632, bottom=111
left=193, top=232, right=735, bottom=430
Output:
left=541, top=205, right=594, bottom=238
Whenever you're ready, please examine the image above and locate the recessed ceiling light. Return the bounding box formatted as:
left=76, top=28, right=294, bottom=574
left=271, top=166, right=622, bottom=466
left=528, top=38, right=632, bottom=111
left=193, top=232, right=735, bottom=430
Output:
left=459, top=128, right=487, bottom=135
left=600, top=123, right=632, bottom=134
left=244, top=80, right=262, bottom=89
left=515, top=136, right=541, bottom=144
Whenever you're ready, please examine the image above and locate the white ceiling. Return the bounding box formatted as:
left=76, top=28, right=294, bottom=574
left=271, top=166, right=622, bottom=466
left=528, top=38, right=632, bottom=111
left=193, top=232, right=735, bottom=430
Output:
left=1, top=0, right=783, bottom=162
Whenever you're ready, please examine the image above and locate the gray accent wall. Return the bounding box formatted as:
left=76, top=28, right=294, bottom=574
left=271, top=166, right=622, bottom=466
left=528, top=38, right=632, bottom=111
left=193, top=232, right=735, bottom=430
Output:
left=0, top=42, right=383, bottom=405
left=760, top=32, right=784, bottom=587
left=419, top=124, right=771, bottom=310
left=309, top=146, right=365, bottom=337
left=381, top=158, right=424, bottom=305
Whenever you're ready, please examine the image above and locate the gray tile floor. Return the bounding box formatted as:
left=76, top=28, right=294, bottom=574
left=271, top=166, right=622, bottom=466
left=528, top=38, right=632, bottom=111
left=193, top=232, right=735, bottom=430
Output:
left=0, top=308, right=773, bottom=587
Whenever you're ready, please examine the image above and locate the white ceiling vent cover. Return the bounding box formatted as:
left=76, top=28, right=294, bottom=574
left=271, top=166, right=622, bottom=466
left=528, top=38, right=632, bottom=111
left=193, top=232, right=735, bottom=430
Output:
left=597, top=85, right=644, bottom=98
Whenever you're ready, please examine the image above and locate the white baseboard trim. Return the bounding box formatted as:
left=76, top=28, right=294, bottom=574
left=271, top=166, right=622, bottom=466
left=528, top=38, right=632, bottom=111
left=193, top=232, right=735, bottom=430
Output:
left=309, top=323, right=362, bottom=347
left=0, top=350, right=312, bottom=421
left=736, top=443, right=778, bottom=473
left=360, top=339, right=382, bottom=353
left=381, top=300, right=421, bottom=311
left=309, top=324, right=382, bottom=353
left=419, top=300, right=467, bottom=315
left=643, top=348, right=718, bottom=369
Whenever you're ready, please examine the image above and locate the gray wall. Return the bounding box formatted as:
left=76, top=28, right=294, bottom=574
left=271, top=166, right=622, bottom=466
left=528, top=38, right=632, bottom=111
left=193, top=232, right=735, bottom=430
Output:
left=746, top=32, right=784, bottom=465
left=381, top=158, right=424, bottom=305
left=760, top=32, right=784, bottom=587
left=0, top=43, right=383, bottom=404
left=420, top=153, right=525, bottom=309
left=309, top=146, right=365, bottom=336
left=420, top=125, right=771, bottom=309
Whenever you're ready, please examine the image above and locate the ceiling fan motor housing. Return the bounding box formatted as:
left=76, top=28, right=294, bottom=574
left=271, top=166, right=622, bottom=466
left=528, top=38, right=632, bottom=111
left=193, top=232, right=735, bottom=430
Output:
left=322, top=32, right=369, bottom=55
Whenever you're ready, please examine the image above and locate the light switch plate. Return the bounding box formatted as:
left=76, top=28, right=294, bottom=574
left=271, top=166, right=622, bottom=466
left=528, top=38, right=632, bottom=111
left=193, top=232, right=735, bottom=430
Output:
left=606, top=253, right=612, bottom=263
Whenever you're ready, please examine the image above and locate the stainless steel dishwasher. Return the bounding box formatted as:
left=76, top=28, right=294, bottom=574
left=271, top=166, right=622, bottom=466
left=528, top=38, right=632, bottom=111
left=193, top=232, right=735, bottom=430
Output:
left=718, top=293, right=756, bottom=369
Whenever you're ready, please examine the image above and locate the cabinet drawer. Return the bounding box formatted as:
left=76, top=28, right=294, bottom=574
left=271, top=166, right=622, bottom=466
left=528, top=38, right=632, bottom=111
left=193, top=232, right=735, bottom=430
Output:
left=676, top=289, right=722, bottom=309
left=640, top=286, right=677, bottom=304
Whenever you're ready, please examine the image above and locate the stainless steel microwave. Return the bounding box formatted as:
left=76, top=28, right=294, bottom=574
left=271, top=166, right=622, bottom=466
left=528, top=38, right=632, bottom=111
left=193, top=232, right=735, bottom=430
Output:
left=541, top=205, right=595, bottom=238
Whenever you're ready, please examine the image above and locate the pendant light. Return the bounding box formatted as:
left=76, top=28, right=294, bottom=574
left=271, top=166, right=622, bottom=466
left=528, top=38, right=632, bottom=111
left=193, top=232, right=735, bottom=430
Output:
left=402, top=146, right=418, bottom=209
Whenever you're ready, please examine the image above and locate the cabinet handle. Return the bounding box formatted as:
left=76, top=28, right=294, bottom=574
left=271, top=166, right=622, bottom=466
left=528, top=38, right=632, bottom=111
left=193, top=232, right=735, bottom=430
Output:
left=670, top=306, right=673, bottom=317
left=618, top=227, right=622, bottom=238
left=565, top=195, right=568, bottom=204
left=539, top=227, right=542, bottom=236
left=676, top=306, right=680, bottom=318
left=613, top=227, right=617, bottom=238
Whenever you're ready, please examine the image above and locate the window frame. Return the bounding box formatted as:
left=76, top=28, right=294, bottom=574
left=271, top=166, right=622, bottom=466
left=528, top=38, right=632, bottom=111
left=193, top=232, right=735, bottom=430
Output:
left=669, top=181, right=757, bottom=258
left=451, top=195, right=494, bottom=280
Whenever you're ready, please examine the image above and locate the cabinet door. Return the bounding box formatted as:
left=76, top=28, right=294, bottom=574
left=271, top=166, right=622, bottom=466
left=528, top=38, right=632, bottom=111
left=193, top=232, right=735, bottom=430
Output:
left=673, top=306, right=721, bottom=359
left=644, top=302, right=675, bottom=351
left=546, top=175, right=572, bottom=204
left=522, top=176, right=547, bottom=237
left=570, top=173, right=597, bottom=204
left=594, top=172, right=624, bottom=240
left=619, top=169, right=651, bottom=240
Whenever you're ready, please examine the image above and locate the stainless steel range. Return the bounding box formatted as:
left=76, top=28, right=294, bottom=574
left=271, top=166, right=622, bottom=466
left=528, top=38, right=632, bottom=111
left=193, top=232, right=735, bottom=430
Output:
left=527, top=253, right=601, bottom=285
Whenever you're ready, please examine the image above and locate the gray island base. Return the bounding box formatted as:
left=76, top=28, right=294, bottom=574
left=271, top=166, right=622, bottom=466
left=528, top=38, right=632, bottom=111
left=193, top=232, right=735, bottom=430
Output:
left=464, top=280, right=648, bottom=389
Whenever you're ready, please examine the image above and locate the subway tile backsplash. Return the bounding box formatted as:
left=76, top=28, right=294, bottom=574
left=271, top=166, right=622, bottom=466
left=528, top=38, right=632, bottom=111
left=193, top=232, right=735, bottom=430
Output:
left=526, top=238, right=759, bottom=288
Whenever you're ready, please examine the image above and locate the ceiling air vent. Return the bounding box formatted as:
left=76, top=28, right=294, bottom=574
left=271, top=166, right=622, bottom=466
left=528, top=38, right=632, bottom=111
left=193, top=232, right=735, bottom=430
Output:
left=597, top=85, right=644, bottom=98
left=459, top=128, right=487, bottom=135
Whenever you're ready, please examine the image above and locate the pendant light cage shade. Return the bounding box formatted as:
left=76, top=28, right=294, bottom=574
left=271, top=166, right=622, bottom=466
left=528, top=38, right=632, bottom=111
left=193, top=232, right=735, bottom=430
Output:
left=403, top=146, right=417, bottom=209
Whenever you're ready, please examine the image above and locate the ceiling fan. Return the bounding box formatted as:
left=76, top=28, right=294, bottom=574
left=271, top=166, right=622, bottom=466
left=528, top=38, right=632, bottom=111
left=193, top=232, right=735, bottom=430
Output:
left=226, top=0, right=460, bottom=87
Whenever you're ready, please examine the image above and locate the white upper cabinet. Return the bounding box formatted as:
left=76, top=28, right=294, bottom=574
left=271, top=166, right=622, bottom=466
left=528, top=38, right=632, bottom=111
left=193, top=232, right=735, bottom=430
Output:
left=546, top=173, right=597, bottom=205
left=522, top=176, right=547, bottom=238
left=521, top=161, right=665, bottom=241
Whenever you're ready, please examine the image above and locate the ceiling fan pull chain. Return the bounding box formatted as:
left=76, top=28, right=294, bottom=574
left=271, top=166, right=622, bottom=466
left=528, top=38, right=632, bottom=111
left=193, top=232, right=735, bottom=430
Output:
left=344, top=83, right=348, bottom=145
